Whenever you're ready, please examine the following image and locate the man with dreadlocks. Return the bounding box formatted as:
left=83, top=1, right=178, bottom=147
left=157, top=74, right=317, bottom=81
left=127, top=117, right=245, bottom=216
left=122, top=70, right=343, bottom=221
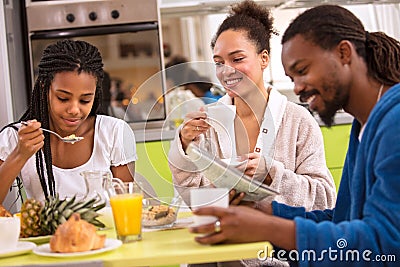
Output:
left=188, top=5, right=400, bottom=266
left=0, top=39, right=137, bottom=203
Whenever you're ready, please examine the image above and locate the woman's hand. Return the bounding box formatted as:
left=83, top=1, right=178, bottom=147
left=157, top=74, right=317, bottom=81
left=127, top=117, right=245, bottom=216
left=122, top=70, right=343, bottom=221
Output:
left=237, top=152, right=272, bottom=185
left=228, top=189, right=255, bottom=207
left=180, top=110, right=210, bottom=151
left=16, top=120, right=44, bottom=161
left=228, top=189, right=273, bottom=214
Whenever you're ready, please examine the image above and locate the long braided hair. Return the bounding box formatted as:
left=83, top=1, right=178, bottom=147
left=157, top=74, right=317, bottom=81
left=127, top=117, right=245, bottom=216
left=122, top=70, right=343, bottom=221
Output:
left=282, top=5, right=400, bottom=86
left=211, top=0, right=277, bottom=54
left=1, top=39, right=104, bottom=199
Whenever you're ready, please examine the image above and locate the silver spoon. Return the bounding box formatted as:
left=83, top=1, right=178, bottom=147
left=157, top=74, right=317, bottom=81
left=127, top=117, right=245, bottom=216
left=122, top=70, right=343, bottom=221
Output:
left=20, top=121, right=84, bottom=144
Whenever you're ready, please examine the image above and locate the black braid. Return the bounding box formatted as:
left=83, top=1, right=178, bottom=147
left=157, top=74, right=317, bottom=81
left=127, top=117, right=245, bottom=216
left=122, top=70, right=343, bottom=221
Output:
left=365, top=32, right=400, bottom=85
left=282, top=5, right=400, bottom=86
left=211, top=0, right=277, bottom=53
left=1, top=39, right=104, bottom=199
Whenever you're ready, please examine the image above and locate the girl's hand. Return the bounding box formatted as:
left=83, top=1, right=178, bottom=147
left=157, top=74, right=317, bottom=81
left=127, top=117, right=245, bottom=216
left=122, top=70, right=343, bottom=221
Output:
left=180, top=110, right=210, bottom=150
left=237, top=152, right=272, bottom=185
left=17, top=120, right=44, bottom=160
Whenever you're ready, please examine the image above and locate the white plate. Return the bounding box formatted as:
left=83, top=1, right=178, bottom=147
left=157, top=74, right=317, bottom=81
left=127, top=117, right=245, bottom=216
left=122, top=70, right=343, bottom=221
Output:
left=19, top=235, right=51, bottom=244
left=33, top=238, right=122, bottom=258
left=0, top=241, right=36, bottom=258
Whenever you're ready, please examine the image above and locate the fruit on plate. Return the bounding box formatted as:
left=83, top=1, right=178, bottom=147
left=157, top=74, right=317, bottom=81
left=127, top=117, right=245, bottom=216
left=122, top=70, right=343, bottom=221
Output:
left=20, top=198, right=42, bottom=237
left=50, top=213, right=106, bottom=253
left=20, top=194, right=105, bottom=238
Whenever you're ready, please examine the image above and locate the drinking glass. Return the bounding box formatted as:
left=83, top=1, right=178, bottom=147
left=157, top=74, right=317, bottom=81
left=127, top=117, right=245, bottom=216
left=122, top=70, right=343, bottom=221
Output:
left=81, top=170, right=116, bottom=229
left=198, top=130, right=217, bottom=156
left=109, top=182, right=143, bottom=243
left=81, top=170, right=111, bottom=203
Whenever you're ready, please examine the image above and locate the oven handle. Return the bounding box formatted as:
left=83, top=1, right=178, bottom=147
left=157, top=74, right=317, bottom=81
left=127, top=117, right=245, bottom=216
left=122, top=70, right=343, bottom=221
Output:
left=30, top=22, right=158, bottom=40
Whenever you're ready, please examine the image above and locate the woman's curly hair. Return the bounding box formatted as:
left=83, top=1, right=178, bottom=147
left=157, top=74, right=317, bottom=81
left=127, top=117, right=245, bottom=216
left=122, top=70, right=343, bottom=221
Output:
left=211, top=0, right=278, bottom=54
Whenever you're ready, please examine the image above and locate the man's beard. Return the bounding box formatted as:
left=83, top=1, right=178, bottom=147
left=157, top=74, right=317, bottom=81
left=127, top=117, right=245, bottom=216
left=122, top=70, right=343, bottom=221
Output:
left=318, top=91, right=344, bottom=127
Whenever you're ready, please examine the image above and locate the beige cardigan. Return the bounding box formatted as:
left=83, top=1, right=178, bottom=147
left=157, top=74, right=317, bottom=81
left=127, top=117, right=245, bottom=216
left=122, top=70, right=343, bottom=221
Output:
left=168, top=88, right=336, bottom=211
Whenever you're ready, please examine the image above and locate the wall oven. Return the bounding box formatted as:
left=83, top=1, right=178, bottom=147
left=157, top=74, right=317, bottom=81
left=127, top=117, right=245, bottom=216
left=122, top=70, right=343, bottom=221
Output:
left=25, top=0, right=166, bottom=130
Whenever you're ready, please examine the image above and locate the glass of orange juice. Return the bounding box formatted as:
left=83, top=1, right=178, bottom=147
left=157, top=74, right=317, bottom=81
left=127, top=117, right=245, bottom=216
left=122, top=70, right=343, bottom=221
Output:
left=109, top=181, right=143, bottom=243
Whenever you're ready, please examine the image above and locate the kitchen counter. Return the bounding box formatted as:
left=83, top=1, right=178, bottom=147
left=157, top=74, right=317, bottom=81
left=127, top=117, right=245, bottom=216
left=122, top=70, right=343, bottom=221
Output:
left=130, top=108, right=353, bottom=143
left=129, top=108, right=354, bottom=141
left=133, top=127, right=176, bottom=143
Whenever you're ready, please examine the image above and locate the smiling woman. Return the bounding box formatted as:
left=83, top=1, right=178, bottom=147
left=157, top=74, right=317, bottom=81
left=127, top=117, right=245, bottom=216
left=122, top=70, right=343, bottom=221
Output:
left=0, top=39, right=137, bottom=204
left=170, top=0, right=335, bottom=209
left=169, top=1, right=336, bottom=266
left=168, top=2, right=336, bottom=266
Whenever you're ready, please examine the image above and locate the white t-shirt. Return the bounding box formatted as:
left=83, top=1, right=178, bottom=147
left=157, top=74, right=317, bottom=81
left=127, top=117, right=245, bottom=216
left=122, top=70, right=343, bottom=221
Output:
left=0, top=115, right=137, bottom=202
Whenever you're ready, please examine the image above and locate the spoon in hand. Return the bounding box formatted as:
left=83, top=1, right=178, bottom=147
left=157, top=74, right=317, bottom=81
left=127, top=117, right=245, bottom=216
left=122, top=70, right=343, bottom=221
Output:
left=20, top=121, right=84, bottom=144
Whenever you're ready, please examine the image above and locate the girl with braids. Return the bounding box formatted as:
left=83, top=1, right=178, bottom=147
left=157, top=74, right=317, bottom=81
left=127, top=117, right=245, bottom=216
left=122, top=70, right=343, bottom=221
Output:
left=170, top=1, right=335, bottom=215
left=189, top=5, right=400, bottom=267
left=0, top=39, right=136, bottom=203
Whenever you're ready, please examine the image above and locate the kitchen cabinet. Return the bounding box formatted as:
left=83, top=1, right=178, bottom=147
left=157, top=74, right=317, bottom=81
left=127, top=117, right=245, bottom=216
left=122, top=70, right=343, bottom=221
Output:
left=320, top=124, right=352, bottom=191
left=26, top=0, right=165, bottom=126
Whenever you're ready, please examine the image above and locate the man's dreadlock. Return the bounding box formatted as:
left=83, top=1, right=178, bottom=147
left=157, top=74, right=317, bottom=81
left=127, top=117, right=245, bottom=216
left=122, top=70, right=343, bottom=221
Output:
left=282, top=5, right=400, bottom=87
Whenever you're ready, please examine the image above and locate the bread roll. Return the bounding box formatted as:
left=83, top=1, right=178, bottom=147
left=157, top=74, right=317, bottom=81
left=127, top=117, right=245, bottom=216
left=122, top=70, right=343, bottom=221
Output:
left=50, top=213, right=106, bottom=253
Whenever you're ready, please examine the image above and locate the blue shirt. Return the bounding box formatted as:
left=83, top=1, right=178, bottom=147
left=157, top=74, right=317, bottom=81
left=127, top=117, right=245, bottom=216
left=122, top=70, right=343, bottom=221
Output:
left=273, top=83, right=400, bottom=266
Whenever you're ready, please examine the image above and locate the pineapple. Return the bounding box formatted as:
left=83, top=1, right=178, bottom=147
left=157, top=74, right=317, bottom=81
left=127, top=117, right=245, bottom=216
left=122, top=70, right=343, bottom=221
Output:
left=20, top=199, right=42, bottom=237
left=20, top=194, right=105, bottom=237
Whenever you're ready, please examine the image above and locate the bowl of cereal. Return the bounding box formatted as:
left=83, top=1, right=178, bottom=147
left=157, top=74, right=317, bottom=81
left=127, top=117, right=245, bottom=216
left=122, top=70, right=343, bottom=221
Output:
left=142, top=196, right=182, bottom=229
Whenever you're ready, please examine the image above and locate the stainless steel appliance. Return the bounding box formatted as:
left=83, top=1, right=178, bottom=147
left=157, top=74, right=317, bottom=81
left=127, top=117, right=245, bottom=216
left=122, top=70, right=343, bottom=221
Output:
left=25, top=0, right=166, bottom=129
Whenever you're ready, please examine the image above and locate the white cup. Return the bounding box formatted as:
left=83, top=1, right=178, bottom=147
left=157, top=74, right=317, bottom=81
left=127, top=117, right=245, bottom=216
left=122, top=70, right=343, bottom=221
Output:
left=190, top=188, right=229, bottom=226
left=0, top=216, right=20, bottom=251
left=206, top=104, right=236, bottom=132
left=206, top=104, right=237, bottom=158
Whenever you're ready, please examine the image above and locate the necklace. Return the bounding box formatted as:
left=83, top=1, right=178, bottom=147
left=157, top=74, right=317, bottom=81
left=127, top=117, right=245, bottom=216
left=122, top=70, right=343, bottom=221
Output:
left=376, top=84, right=384, bottom=102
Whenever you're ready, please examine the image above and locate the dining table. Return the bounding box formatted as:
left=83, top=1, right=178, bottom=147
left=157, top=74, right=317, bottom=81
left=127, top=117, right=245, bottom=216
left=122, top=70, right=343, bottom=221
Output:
left=0, top=212, right=273, bottom=267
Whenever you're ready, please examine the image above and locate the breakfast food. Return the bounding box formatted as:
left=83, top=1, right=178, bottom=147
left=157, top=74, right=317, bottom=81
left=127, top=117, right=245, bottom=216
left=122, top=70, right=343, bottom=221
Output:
left=63, top=134, right=84, bottom=144
left=64, top=134, right=77, bottom=139
left=142, top=204, right=177, bottom=227
left=20, top=194, right=105, bottom=238
left=50, top=213, right=106, bottom=253
left=0, top=204, right=12, bottom=217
